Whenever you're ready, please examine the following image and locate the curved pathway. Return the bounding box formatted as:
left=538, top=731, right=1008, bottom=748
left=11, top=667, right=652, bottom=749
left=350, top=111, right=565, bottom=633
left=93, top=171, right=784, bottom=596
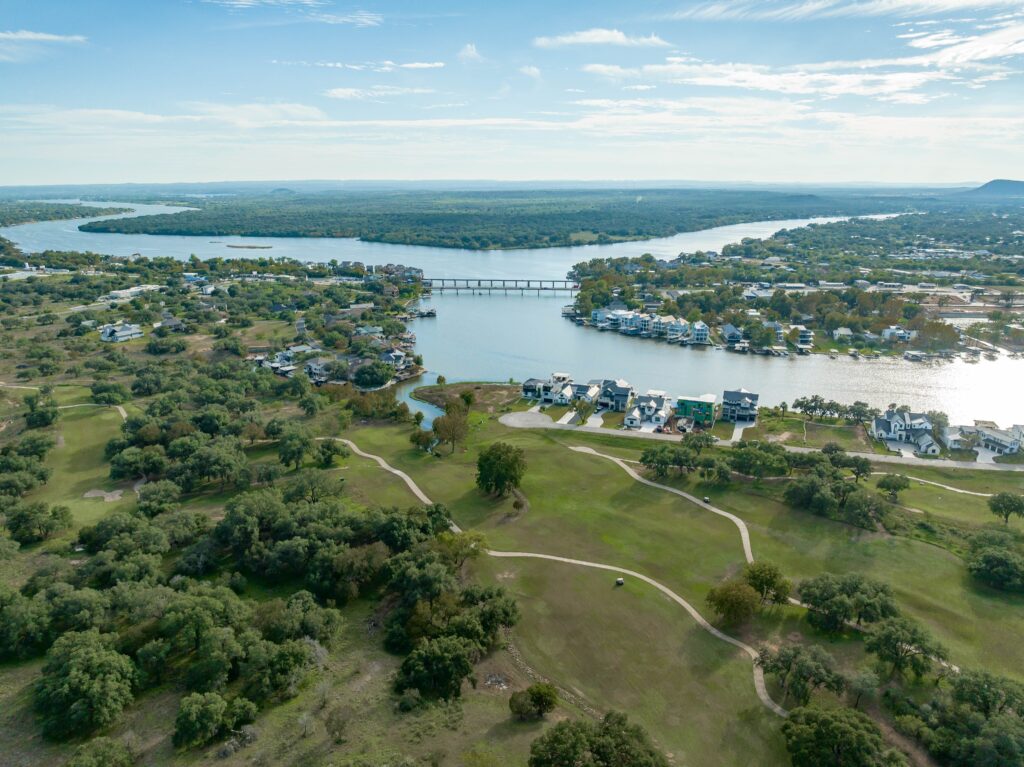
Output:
left=339, top=436, right=786, bottom=717
left=569, top=446, right=755, bottom=564
left=57, top=402, right=128, bottom=420
left=870, top=472, right=993, bottom=497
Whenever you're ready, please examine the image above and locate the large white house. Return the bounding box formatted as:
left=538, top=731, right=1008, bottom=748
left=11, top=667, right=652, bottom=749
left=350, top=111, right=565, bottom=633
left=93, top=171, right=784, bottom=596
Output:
left=624, top=390, right=673, bottom=429
left=872, top=409, right=940, bottom=455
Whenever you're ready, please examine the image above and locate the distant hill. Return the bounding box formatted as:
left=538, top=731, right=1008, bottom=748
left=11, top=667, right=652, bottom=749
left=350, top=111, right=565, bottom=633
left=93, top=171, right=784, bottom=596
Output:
left=965, top=179, right=1024, bottom=198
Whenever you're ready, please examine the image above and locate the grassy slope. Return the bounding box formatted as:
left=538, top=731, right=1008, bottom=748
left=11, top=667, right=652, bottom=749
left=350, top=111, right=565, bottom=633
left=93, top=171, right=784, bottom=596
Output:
left=350, top=419, right=1024, bottom=683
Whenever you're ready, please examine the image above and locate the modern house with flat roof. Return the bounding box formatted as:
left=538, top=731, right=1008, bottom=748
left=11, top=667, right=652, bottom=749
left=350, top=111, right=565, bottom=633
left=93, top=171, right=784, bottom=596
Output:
left=676, top=394, right=717, bottom=427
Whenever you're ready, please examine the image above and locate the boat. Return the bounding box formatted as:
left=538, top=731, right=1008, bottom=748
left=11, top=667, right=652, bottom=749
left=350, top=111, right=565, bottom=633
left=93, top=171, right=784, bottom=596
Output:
left=829, top=350, right=839, bottom=359
left=847, top=348, right=860, bottom=358
left=984, top=351, right=998, bottom=360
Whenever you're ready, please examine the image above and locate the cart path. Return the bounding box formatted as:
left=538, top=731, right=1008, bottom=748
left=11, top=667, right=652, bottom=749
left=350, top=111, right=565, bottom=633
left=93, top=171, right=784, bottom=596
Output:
left=870, top=472, right=993, bottom=497
left=338, top=436, right=787, bottom=718
left=568, top=445, right=756, bottom=564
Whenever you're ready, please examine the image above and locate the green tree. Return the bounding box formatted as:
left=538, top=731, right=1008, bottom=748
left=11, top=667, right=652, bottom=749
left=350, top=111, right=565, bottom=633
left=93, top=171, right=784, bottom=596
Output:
left=395, top=636, right=475, bottom=700
left=528, top=711, right=668, bottom=767
left=876, top=474, right=910, bottom=502
left=137, top=479, right=182, bottom=517
left=476, top=442, right=527, bottom=496
left=23, top=391, right=59, bottom=429
left=756, top=644, right=846, bottom=705
left=510, top=683, right=558, bottom=720
left=317, top=439, right=343, bottom=468
left=352, top=361, right=394, bottom=389
left=865, top=617, right=946, bottom=678
left=433, top=411, right=469, bottom=454
left=34, top=629, right=137, bottom=739
left=4, top=502, right=72, bottom=544
left=173, top=692, right=228, bottom=748
left=742, top=561, right=792, bottom=605
left=66, top=737, right=134, bottom=767
left=278, top=426, right=313, bottom=470
left=782, top=706, right=901, bottom=767
left=849, top=668, right=879, bottom=709
left=989, top=493, right=1024, bottom=525
left=705, top=579, right=759, bottom=623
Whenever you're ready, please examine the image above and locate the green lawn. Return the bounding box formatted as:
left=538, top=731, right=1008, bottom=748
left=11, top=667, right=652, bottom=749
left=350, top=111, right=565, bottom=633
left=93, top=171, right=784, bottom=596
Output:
left=539, top=405, right=570, bottom=422
left=25, top=406, right=135, bottom=532
left=601, top=410, right=625, bottom=429
left=742, top=413, right=872, bottom=451
left=478, top=555, right=789, bottom=766
left=350, top=419, right=1024, bottom=686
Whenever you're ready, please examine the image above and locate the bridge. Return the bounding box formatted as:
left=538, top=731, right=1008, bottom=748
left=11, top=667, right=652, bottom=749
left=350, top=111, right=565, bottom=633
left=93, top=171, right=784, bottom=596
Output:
left=423, top=278, right=578, bottom=295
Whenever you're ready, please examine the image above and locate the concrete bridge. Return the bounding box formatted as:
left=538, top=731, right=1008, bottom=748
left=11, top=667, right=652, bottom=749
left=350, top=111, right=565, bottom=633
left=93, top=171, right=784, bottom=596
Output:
left=423, top=277, right=578, bottom=295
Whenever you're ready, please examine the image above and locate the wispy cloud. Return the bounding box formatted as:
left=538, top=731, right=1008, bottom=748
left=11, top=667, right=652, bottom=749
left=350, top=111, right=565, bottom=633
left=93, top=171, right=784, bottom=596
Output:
left=324, top=85, right=435, bottom=100
left=307, top=11, right=383, bottom=27
left=458, top=43, right=483, bottom=62
left=520, top=65, right=542, bottom=78
left=0, top=30, right=86, bottom=63
left=534, top=28, right=670, bottom=48
left=671, top=0, right=1023, bottom=21
left=273, top=59, right=443, bottom=72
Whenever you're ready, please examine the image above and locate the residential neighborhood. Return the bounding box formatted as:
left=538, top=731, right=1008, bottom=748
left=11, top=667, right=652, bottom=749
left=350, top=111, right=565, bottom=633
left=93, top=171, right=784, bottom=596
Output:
left=521, top=372, right=748, bottom=434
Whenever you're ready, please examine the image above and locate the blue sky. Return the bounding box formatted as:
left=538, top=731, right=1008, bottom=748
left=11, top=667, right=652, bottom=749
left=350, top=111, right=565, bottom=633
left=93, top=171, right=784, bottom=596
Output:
left=1, top=0, right=1022, bottom=184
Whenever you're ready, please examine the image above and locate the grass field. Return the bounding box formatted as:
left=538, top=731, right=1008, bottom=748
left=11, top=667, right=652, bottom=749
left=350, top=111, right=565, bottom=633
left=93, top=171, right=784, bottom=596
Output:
left=743, top=413, right=873, bottom=451
left=349, top=418, right=1024, bottom=684
left=25, top=406, right=135, bottom=532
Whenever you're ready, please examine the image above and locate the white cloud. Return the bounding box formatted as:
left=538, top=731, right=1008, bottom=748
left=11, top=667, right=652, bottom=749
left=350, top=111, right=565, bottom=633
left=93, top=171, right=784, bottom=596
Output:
left=307, top=11, right=383, bottom=27
left=274, top=59, right=443, bottom=72
left=534, top=28, right=670, bottom=48
left=623, top=84, right=658, bottom=90
left=671, top=0, right=1024, bottom=21
left=0, top=30, right=86, bottom=63
left=324, top=85, right=435, bottom=100
left=458, top=43, right=483, bottom=62
left=520, top=65, right=542, bottom=78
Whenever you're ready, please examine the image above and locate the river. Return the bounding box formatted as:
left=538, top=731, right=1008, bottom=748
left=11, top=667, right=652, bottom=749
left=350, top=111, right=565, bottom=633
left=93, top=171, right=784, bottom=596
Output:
left=3, top=201, right=1022, bottom=425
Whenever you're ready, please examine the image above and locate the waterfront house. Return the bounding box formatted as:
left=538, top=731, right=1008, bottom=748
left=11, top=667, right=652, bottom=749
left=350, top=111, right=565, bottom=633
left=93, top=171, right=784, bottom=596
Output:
left=571, top=382, right=601, bottom=404
left=675, top=394, right=717, bottom=428
left=522, top=378, right=546, bottom=399
left=690, top=321, right=710, bottom=344
left=790, top=325, right=815, bottom=346
left=379, top=349, right=408, bottom=370
left=832, top=327, right=854, bottom=342
left=763, top=321, right=785, bottom=343
left=872, top=409, right=940, bottom=455
left=596, top=379, right=635, bottom=412
left=665, top=318, right=690, bottom=341
left=721, top=389, right=759, bottom=422
left=722, top=323, right=743, bottom=346
left=540, top=373, right=574, bottom=404
left=99, top=323, right=144, bottom=343
left=976, top=425, right=1021, bottom=455
left=624, top=390, right=673, bottom=429
left=882, top=325, right=917, bottom=343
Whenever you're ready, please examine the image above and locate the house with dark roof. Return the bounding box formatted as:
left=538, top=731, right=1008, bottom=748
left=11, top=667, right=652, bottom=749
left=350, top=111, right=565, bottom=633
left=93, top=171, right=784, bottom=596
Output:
left=721, top=323, right=743, bottom=345
left=872, top=409, right=940, bottom=455
left=721, top=389, right=759, bottom=422
left=595, top=379, right=635, bottom=412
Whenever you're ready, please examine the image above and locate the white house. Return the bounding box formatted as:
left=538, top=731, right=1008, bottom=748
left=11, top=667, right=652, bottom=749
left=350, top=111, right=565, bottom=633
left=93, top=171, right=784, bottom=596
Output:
left=624, top=390, right=673, bottom=429
left=872, top=409, right=940, bottom=455
left=832, top=327, right=854, bottom=342
left=882, top=325, right=917, bottom=343
left=99, top=323, right=143, bottom=343
left=690, top=321, right=710, bottom=344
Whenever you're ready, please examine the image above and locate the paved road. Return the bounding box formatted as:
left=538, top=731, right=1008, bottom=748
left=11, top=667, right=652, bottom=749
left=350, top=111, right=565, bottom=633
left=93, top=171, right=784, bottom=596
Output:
left=499, top=411, right=1024, bottom=473
left=339, top=435, right=788, bottom=718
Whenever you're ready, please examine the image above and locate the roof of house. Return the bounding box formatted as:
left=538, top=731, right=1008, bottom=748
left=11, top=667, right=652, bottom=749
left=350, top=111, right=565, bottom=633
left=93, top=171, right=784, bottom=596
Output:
left=723, top=388, right=759, bottom=405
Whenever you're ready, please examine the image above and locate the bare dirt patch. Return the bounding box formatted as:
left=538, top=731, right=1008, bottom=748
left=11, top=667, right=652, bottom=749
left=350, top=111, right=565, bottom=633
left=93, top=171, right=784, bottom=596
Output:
left=83, top=488, right=124, bottom=502
left=414, top=382, right=521, bottom=413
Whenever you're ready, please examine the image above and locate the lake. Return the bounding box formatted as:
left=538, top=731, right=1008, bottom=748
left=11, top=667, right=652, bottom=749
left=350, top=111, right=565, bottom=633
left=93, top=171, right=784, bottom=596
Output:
left=4, top=201, right=1022, bottom=425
